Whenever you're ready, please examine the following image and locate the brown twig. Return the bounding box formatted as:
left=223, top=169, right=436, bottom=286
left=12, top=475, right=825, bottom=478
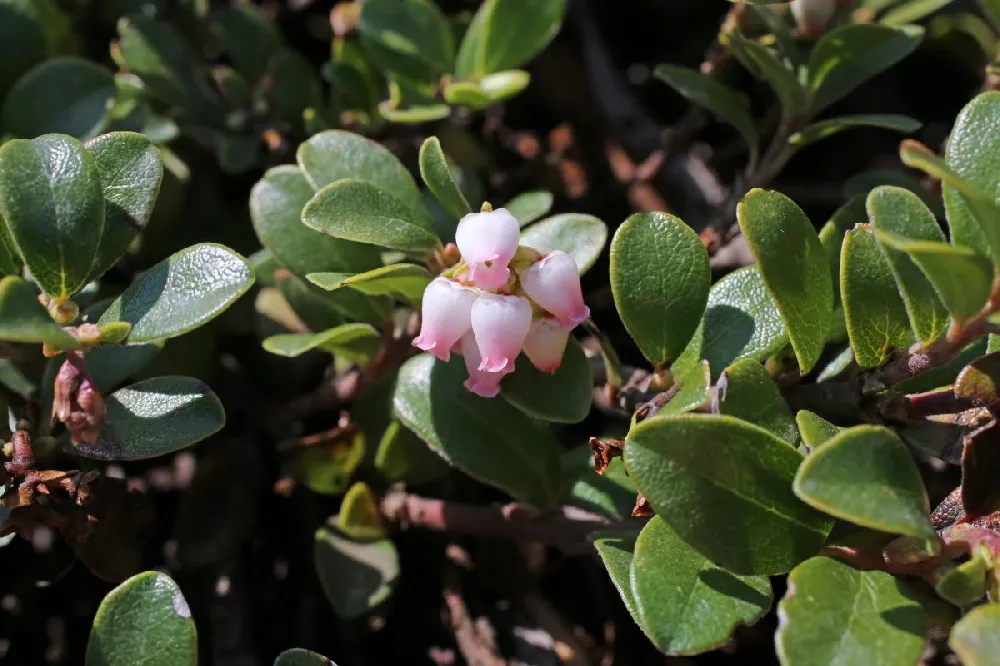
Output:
left=904, top=390, right=977, bottom=419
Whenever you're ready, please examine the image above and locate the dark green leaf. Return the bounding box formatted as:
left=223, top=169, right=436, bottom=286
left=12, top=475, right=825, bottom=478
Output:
left=726, top=31, right=806, bottom=120
left=631, top=516, right=772, bottom=655
left=0, top=276, right=79, bottom=348
left=521, top=213, right=608, bottom=274
left=504, top=190, right=553, bottom=226
left=262, top=50, right=323, bottom=125
left=610, top=212, right=710, bottom=366
left=2, top=58, right=116, bottom=139
left=306, top=264, right=431, bottom=305
left=299, top=427, right=364, bottom=496
left=738, top=189, right=833, bottom=373
left=212, top=5, right=284, bottom=82
left=776, top=556, right=929, bottom=666
left=841, top=226, right=914, bottom=368
left=454, top=0, right=566, bottom=78
left=314, top=523, right=398, bottom=619
left=263, top=323, right=380, bottom=363
left=359, top=0, right=454, bottom=82
left=624, top=413, right=832, bottom=575
left=794, top=425, right=935, bottom=539
left=76, top=376, right=224, bottom=461
left=790, top=114, right=921, bottom=148
left=820, top=196, right=867, bottom=307
left=796, top=410, right=841, bottom=449
left=717, top=359, right=798, bottom=445
left=565, top=453, right=635, bottom=518
left=500, top=337, right=592, bottom=423
left=419, top=137, right=470, bottom=220
left=0, top=134, right=104, bottom=299
left=0, top=0, right=55, bottom=98
left=393, top=354, right=562, bottom=509
left=274, top=649, right=336, bottom=666
left=656, top=360, right=711, bottom=417
left=593, top=531, right=641, bottom=623
left=98, top=243, right=254, bottom=343
left=844, top=169, right=943, bottom=218
left=949, top=602, right=1000, bottom=664
left=86, top=571, right=196, bottom=666
left=373, top=419, right=450, bottom=485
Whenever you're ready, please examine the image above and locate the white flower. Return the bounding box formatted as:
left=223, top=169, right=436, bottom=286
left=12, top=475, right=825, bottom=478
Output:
left=412, top=277, right=478, bottom=361
left=459, top=331, right=511, bottom=398
left=519, top=251, right=590, bottom=327
left=470, top=292, right=532, bottom=373
left=455, top=207, right=521, bottom=290
left=522, top=317, right=572, bottom=374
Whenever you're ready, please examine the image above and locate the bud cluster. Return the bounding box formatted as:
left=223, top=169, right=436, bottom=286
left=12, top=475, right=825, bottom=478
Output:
left=413, top=207, right=590, bottom=398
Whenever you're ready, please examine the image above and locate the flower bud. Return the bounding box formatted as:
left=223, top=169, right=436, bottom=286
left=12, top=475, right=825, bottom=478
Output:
left=455, top=208, right=521, bottom=290
left=470, top=293, right=532, bottom=373
left=459, top=331, right=511, bottom=398
left=412, top=277, right=478, bottom=361
left=519, top=251, right=590, bottom=327
left=522, top=318, right=572, bottom=374
left=791, top=0, right=836, bottom=36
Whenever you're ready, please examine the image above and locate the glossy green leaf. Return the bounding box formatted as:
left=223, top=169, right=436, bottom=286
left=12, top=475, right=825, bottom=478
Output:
left=593, top=531, right=641, bottom=623
left=841, top=226, right=914, bottom=369
left=521, top=213, right=608, bottom=274
left=98, top=243, right=254, bottom=343
left=2, top=58, right=115, bottom=139
left=949, top=602, right=1000, bottom=664
left=876, top=230, right=993, bottom=323
left=654, top=64, right=758, bottom=166
left=505, top=190, right=553, bottom=227
left=393, top=354, right=562, bottom=509
left=624, top=413, right=832, bottom=575
left=86, top=571, right=196, bottom=666
left=359, top=0, right=454, bottom=82
left=0, top=276, right=79, bottom=348
left=303, top=179, right=440, bottom=251
left=790, top=114, right=921, bottom=148
left=816, top=345, right=854, bottom=381
left=85, top=132, right=164, bottom=282
left=76, top=376, right=224, bottom=461
left=307, top=264, right=431, bottom=305
left=808, top=24, right=924, bottom=112
left=419, top=137, right=470, bottom=220
left=374, top=419, right=450, bottom=485
left=867, top=186, right=949, bottom=343
left=610, top=212, right=710, bottom=366
left=0, top=134, right=104, bottom=298
left=738, top=189, right=832, bottom=373
left=500, top=337, right=592, bottom=423
left=314, top=522, right=398, bottom=619
left=776, top=557, right=929, bottom=666
left=796, top=410, right=841, bottom=450
left=726, top=31, right=806, bottom=120
left=794, top=425, right=934, bottom=539
left=263, top=323, right=380, bottom=363
left=631, top=516, right=772, bottom=655
left=274, top=649, right=336, bottom=666
left=717, top=359, right=798, bottom=445
left=279, top=271, right=390, bottom=330
left=454, top=0, right=567, bottom=78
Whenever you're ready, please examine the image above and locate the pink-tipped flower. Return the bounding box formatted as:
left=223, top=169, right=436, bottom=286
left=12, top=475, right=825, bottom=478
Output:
left=519, top=251, right=590, bottom=327
left=460, top=331, right=511, bottom=398
left=412, top=277, right=478, bottom=361
left=523, top=318, right=571, bottom=374
left=455, top=208, right=521, bottom=290
left=470, top=293, right=532, bottom=373
left=791, top=0, right=836, bottom=36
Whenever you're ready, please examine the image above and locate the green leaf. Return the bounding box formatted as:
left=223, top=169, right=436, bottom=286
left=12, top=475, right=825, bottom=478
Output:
left=0, top=0, right=56, bottom=98
left=793, top=425, right=935, bottom=540
left=879, top=0, right=955, bottom=25
left=314, top=522, right=398, bottom=619
left=504, top=190, right=553, bottom=226
left=521, top=213, right=608, bottom=274
left=717, top=359, right=798, bottom=445
left=392, top=354, right=562, bottom=509
left=738, top=189, right=833, bottom=373
left=98, top=244, right=254, bottom=343
left=263, top=323, right=380, bottom=363
left=867, top=186, right=949, bottom=343
left=261, top=50, right=323, bottom=125
left=0, top=276, right=79, bottom=348
left=876, top=231, right=993, bottom=323
left=631, top=516, right=772, bottom=655
left=624, top=413, right=832, bottom=575
left=419, top=137, right=471, bottom=221
left=212, top=4, right=283, bottom=82
left=442, top=80, right=492, bottom=109
left=807, top=24, right=924, bottom=112
left=300, top=429, right=365, bottom=496
left=565, top=453, right=635, bottom=518
left=2, top=58, right=116, bottom=139
left=956, top=352, right=1000, bottom=408
left=374, top=419, right=450, bottom=485
left=656, top=360, right=712, bottom=417
left=274, top=649, right=336, bottom=666
left=296, top=130, right=424, bottom=222
left=654, top=64, right=759, bottom=167
left=949, top=602, right=1000, bottom=664
left=610, top=212, right=710, bottom=366
left=75, top=376, right=225, bottom=461
left=935, top=553, right=988, bottom=606
left=307, top=264, right=431, bottom=306
left=776, top=557, right=929, bottom=666
left=840, top=226, right=914, bottom=368
left=86, top=571, right=196, bottom=666
left=593, top=531, right=641, bottom=624
left=359, top=0, right=455, bottom=82
left=0, top=134, right=105, bottom=299
left=84, top=132, right=164, bottom=282
left=454, top=0, right=567, bottom=79
left=820, top=196, right=867, bottom=307
left=845, top=169, right=943, bottom=218
left=726, top=31, right=806, bottom=120
left=477, top=69, right=531, bottom=102
left=790, top=114, right=921, bottom=148
left=303, top=179, right=440, bottom=251
left=500, top=337, right=592, bottom=423
left=336, top=482, right=387, bottom=540
left=796, top=410, right=841, bottom=449
left=943, top=92, right=1000, bottom=261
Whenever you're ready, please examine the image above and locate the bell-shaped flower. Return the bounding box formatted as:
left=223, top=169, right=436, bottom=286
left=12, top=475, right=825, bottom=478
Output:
left=470, top=292, right=532, bottom=373
left=791, top=0, right=836, bottom=36
left=455, top=208, right=521, bottom=290
left=519, top=251, right=590, bottom=327
left=459, top=332, right=511, bottom=398
left=412, top=277, right=479, bottom=361
left=522, top=318, right=572, bottom=374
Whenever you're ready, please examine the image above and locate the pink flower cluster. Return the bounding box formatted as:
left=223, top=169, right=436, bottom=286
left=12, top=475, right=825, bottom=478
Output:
left=413, top=207, right=590, bottom=398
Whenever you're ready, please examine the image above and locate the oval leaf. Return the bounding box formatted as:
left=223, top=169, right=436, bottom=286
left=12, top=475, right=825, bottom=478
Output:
left=521, top=213, right=608, bottom=275
left=796, top=410, right=841, bottom=450
left=790, top=114, right=921, bottom=148
left=263, top=323, right=380, bottom=363
left=392, top=354, right=562, bottom=509
left=307, top=264, right=431, bottom=305
left=0, top=275, right=79, bottom=348
left=359, top=0, right=454, bottom=82
left=500, top=337, right=592, bottom=423
left=275, top=649, right=336, bottom=666
left=949, top=602, right=1000, bottom=665
left=593, top=531, right=641, bottom=623
left=505, top=190, right=553, bottom=227
left=419, top=136, right=470, bottom=220
left=454, top=0, right=567, bottom=78
left=717, top=359, right=798, bottom=445
left=610, top=212, right=710, bottom=366
left=314, top=523, right=399, bottom=619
